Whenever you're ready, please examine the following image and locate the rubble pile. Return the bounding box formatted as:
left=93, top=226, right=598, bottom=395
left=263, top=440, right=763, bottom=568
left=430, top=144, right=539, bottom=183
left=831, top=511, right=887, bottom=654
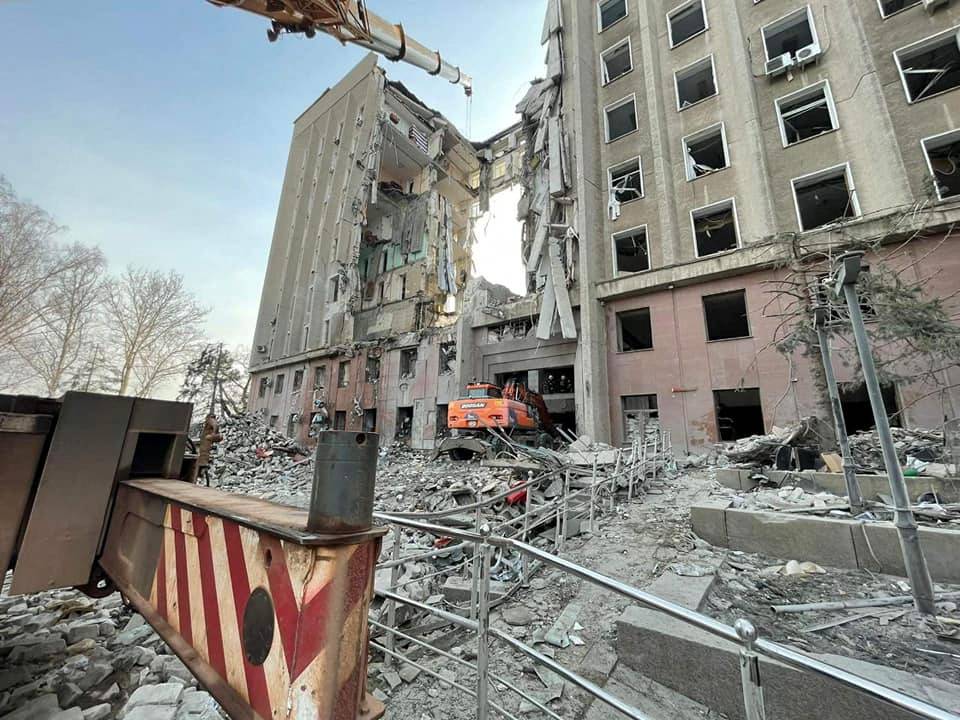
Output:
left=848, top=426, right=952, bottom=474
left=717, top=418, right=816, bottom=466
left=0, top=586, right=223, bottom=720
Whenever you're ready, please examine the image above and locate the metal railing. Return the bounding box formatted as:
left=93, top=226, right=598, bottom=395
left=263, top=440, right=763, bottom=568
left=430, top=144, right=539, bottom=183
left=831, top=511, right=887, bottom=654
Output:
left=368, top=437, right=957, bottom=720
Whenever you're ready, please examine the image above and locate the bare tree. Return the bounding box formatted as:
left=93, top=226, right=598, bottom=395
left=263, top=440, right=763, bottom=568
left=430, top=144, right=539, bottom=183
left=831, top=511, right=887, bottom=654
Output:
left=178, top=344, right=251, bottom=420
left=20, top=243, right=106, bottom=395
left=103, top=266, right=208, bottom=396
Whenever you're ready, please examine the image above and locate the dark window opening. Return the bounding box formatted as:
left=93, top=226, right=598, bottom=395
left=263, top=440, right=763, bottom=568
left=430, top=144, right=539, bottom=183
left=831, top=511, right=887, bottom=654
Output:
left=602, top=42, right=632, bottom=84
left=613, top=228, right=650, bottom=274
left=363, top=408, right=377, bottom=432
left=703, top=290, right=749, bottom=341
left=541, top=366, right=575, bottom=395
left=400, top=348, right=418, bottom=378
left=329, top=277, right=339, bottom=302
left=880, top=0, right=921, bottom=15
left=763, top=11, right=814, bottom=59
left=269, top=414, right=279, bottom=428
left=610, top=159, right=643, bottom=204
left=693, top=203, right=737, bottom=256
left=599, top=0, right=627, bottom=30
left=286, top=414, right=296, bottom=438
left=898, top=35, right=960, bottom=103
left=333, top=410, right=347, bottom=430
left=378, top=281, right=385, bottom=304
left=337, top=361, right=350, bottom=388
left=779, top=86, right=835, bottom=144
left=813, top=269, right=875, bottom=323
left=258, top=377, right=268, bottom=398
left=436, top=404, right=449, bottom=437
left=617, top=308, right=653, bottom=351
left=400, top=275, right=407, bottom=299
left=439, top=341, right=457, bottom=374
left=366, top=355, right=381, bottom=383
left=794, top=169, right=857, bottom=231
left=606, top=99, right=637, bottom=142
left=676, top=59, right=716, bottom=108
left=669, top=2, right=706, bottom=46
left=396, top=406, right=414, bottom=439
left=714, top=388, right=765, bottom=441
left=924, top=134, right=960, bottom=199
left=684, top=126, right=728, bottom=179
left=314, top=365, right=327, bottom=390
left=274, top=374, right=285, bottom=394
left=622, top=394, right=659, bottom=444
left=292, top=369, right=303, bottom=391
left=840, top=383, right=900, bottom=434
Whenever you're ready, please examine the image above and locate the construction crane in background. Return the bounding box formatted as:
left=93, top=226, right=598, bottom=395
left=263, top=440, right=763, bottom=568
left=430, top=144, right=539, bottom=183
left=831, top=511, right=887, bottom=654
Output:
left=205, top=0, right=474, bottom=95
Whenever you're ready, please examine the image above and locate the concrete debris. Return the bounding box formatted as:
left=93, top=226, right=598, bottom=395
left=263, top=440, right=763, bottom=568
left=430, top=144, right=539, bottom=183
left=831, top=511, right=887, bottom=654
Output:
left=717, top=418, right=816, bottom=466
left=848, top=426, right=948, bottom=473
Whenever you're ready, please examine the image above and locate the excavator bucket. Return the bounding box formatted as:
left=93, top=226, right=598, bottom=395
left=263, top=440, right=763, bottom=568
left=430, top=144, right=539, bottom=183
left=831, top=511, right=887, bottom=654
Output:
left=432, top=436, right=495, bottom=462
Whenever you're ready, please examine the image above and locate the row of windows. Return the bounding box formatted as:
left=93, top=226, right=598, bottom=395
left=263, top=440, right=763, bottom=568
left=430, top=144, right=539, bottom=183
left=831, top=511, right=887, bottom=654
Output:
left=616, top=288, right=751, bottom=353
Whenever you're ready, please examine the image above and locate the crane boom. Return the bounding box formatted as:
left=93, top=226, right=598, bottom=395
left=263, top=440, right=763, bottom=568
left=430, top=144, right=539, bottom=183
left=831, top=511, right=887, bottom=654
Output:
left=206, top=0, right=473, bottom=95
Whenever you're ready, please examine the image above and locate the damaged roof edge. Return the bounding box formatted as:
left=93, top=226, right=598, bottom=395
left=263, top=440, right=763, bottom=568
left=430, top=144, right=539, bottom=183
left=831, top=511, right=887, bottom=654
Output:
left=293, top=52, right=381, bottom=128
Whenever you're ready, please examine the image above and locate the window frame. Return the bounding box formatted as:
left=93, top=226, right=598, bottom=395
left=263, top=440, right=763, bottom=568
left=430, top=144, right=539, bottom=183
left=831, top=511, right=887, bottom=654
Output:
left=690, top=197, right=741, bottom=258
left=600, top=36, right=634, bottom=85
left=674, top=54, right=719, bottom=112
left=681, top=122, right=730, bottom=181
left=790, top=162, right=861, bottom=232
left=607, top=155, right=645, bottom=205
left=597, top=0, right=629, bottom=32
left=921, top=128, right=960, bottom=201
left=775, top=80, right=839, bottom=148
left=894, top=26, right=960, bottom=104
left=760, top=5, right=819, bottom=63
left=611, top=224, right=651, bottom=276
left=616, top=306, right=654, bottom=353
left=667, top=0, right=709, bottom=49
left=876, top=0, right=922, bottom=19
left=603, top=93, right=639, bottom=143
left=702, top=289, right=751, bottom=342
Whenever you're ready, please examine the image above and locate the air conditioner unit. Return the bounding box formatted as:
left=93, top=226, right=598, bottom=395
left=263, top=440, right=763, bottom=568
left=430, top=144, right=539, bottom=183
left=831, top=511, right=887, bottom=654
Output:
left=795, top=42, right=822, bottom=67
left=924, top=0, right=950, bottom=12
left=256, top=344, right=267, bottom=353
left=765, top=53, right=794, bottom=77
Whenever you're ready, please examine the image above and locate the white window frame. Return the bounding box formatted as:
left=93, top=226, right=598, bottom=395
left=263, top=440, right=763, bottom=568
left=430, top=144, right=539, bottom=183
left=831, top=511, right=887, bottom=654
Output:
left=601, top=37, right=634, bottom=85
left=790, top=162, right=861, bottom=233
left=877, top=0, right=921, bottom=19
left=667, top=0, right=709, bottom=49
left=674, top=54, right=718, bottom=111
left=760, top=5, right=819, bottom=62
left=611, top=224, right=651, bottom=276
left=681, top=122, right=730, bottom=181
left=775, top=80, right=839, bottom=147
left=921, top=128, right=960, bottom=201
left=690, top=197, right=741, bottom=258
left=607, top=156, right=645, bottom=204
left=597, top=0, right=629, bottom=32
left=894, top=26, right=960, bottom=105
left=603, top=93, right=639, bottom=143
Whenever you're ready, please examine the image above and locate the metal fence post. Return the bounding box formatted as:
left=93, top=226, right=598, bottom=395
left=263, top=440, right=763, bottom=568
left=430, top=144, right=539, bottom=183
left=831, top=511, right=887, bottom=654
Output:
left=522, top=470, right=533, bottom=585
left=470, top=506, right=482, bottom=620
left=558, top=469, right=570, bottom=553
left=476, top=534, right=492, bottom=720
left=385, top=524, right=401, bottom=668
left=735, top=619, right=767, bottom=720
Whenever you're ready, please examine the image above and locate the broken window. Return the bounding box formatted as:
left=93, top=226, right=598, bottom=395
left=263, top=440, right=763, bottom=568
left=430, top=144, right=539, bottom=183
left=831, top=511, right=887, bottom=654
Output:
left=598, top=0, right=627, bottom=31
left=668, top=0, right=707, bottom=48
left=378, top=281, right=385, bottom=304
left=895, top=29, right=960, bottom=103
left=436, top=404, right=449, bottom=437
left=333, top=411, right=346, bottom=430
left=840, top=382, right=900, bottom=433
left=776, top=82, right=838, bottom=146
left=365, top=355, right=381, bottom=383
left=682, top=123, right=729, bottom=180
left=396, top=406, right=413, bottom=438
left=714, top=388, right=765, bottom=441
left=604, top=96, right=638, bottom=143
left=322, top=319, right=330, bottom=346
left=400, top=274, right=407, bottom=300
left=274, top=373, right=285, bottom=394
left=762, top=7, right=817, bottom=61
left=269, top=414, right=279, bottom=428
left=292, top=369, right=303, bottom=391
left=363, top=408, right=377, bottom=433
left=257, top=377, right=268, bottom=399
left=486, top=318, right=535, bottom=342
left=379, top=251, right=388, bottom=274
left=675, top=56, right=717, bottom=110
left=612, top=227, right=651, bottom=274
left=541, top=366, right=575, bottom=394
left=878, top=0, right=920, bottom=17
left=692, top=200, right=738, bottom=257
left=314, top=365, right=327, bottom=390
left=622, top=395, right=659, bottom=444
left=399, top=348, right=417, bottom=379
left=337, top=361, right=350, bottom=388
left=601, top=38, right=633, bottom=84
left=703, top=290, right=750, bottom=341
left=329, top=276, right=339, bottom=302
left=792, top=164, right=859, bottom=231
left=609, top=157, right=643, bottom=205
left=923, top=130, right=960, bottom=200
left=439, top=341, right=457, bottom=374
left=617, top=308, right=653, bottom=352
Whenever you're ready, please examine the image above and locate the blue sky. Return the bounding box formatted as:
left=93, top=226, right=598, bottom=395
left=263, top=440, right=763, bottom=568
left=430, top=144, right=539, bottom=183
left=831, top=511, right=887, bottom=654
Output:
left=1, top=0, right=545, bottom=348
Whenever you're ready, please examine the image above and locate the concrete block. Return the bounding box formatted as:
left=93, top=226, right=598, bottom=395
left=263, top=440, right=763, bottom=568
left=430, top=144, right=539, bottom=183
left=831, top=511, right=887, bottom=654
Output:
left=853, top=521, right=960, bottom=584
left=715, top=469, right=743, bottom=490
left=441, top=577, right=511, bottom=603
left=724, top=509, right=859, bottom=568
left=644, top=570, right=716, bottom=611
left=689, top=501, right=729, bottom=548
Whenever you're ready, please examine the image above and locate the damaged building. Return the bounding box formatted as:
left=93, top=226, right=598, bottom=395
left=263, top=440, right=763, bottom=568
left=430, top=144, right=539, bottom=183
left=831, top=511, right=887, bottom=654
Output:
left=251, top=0, right=960, bottom=452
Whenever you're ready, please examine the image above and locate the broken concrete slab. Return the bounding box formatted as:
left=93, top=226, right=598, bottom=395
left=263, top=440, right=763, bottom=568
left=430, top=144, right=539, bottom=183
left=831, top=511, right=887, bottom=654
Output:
left=715, top=468, right=960, bottom=502
left=724, top=507, right=860, bottom=569
left=689, top=499, right=729, bottom=547
left=441, top=577, right=510, bottom=604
